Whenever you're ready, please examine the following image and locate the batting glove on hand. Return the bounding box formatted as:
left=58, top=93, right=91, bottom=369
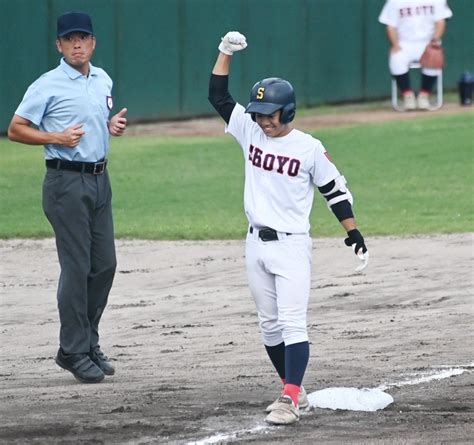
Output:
left=344, top=229, right=369, bottom=272
left=344, top=229, right=367, bottom=255
left=218, top=31, right=247, bottom=55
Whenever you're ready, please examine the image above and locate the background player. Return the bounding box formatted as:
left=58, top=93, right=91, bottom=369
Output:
left=379, top=0, right=453, bottom=110
left=208, top=31, right=368, bottom=425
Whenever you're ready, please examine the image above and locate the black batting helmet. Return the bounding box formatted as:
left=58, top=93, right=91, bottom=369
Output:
left=245, top=77, right=296, bottom=124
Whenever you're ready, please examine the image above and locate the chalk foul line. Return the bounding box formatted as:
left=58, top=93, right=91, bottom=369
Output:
left=378, top=363, right=473, bottom=391
left=187, top=363, right=472, bottom=445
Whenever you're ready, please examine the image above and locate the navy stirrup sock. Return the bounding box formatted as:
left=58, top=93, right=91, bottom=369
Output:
left=285, top=341, right=309, bottom=386
left=394, top=72, right=411, bottom=93
left=421, top=74, right=437, bottom=93
left=265, top=342, right=286, bottom=380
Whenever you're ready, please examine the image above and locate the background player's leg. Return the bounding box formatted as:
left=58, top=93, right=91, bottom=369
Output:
left=418, top=71, right=439, bottom=109
left=394, top=72, right=415, bottom=110
left=393, top=72, right=411, bottom=93
left=390, top=47, right=415, bottom=110
left=420, top=73, right=437, bottom=93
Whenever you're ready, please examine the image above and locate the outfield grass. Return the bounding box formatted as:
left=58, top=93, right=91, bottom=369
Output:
left=0, top=112, right=472, bottom=239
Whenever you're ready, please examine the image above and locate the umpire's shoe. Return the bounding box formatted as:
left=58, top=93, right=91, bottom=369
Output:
left=89, top=346, right=115, bottom=376
left=55, top=348, right=104, bottom=383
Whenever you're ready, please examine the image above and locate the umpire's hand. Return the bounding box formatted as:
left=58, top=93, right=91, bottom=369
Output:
left=109, top=108, right=128, bottom=136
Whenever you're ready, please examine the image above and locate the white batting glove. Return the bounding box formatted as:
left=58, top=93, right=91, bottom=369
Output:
left=218, top=31, right=247, bottom=55
left=354, top=248, right=369, bottom=273
left=344, top=229, right=369, bottom=273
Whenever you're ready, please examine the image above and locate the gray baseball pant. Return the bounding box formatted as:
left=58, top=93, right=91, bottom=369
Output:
left=42, top=168, right=116, bottom=354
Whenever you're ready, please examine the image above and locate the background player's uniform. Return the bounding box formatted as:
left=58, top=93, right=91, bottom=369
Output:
left=379, top=0, right=453, bottom=77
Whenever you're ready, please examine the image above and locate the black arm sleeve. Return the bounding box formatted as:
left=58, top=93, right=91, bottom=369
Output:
left=208, top=73, right=236, bottom=124
left=330, top=200, right=354, bottom=222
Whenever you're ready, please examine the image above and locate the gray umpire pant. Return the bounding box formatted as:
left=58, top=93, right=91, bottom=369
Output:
left=42, top=167, right=116, bottom=354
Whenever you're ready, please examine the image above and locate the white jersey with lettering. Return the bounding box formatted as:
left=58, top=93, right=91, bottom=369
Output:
left=226, top=103, right=341, bottom=234
left=379, top=0, right=452, bottom=43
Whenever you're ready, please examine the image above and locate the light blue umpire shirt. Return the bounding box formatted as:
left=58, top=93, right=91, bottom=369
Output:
left=15, top=58, right=113, bottom=162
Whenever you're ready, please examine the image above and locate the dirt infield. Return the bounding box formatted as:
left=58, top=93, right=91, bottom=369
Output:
left=1, top=234, right=473, bottom=444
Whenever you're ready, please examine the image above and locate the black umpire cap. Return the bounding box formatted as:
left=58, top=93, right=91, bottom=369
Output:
left=57, top=12, right=93, bottom=37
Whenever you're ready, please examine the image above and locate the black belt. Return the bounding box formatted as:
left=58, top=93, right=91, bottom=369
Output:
left=250, top=226, right=291, bottom=242
left=46, top=159, right=107, bottom=175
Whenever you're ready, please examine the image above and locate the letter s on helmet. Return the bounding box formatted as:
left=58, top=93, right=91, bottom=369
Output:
left=244, top=77, right=296, bottom=124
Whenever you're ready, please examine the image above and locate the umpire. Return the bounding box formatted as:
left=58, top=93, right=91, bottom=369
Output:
left=7, top=12, right=127, bottom=383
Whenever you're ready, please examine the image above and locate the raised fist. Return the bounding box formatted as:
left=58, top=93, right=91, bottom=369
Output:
left=218, top=31, right=247, bottom=56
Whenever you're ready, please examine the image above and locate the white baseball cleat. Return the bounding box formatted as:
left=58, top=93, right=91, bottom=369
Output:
left=403, top=92, right=416, bottom=111
left=265, top=396, right=300, bottom=425
left=417, top=93, right=431, bottom=110
left=265, top=386, right=309, bottom=413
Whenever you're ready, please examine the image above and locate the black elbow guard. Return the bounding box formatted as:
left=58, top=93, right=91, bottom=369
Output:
left=318, top=177, right=354, bottom=221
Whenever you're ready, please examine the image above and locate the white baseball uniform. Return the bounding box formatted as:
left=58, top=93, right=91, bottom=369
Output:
left=379, top=0, right=453, bottom=76
left=226, top=103, right=345, bottom=346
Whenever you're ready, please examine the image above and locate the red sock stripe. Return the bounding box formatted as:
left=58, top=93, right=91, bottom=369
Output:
left=283, top=383, right=300, bottom=406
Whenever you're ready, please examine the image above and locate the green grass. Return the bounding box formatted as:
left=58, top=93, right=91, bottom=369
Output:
left=0, top=112, right=472, bottom=239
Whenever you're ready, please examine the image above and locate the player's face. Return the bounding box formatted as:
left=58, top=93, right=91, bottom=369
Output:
left=255, top=111, right=291, bottom=138
left=56, top=32, right=96, bottom=75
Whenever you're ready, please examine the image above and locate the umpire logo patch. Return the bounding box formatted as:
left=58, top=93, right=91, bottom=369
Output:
left=106, top=96, right=113, bottom=110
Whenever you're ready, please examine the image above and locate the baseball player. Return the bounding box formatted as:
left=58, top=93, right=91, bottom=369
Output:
left=379, top=0, right=453, bottom=110
left=208, top=32, right=368, bottom=425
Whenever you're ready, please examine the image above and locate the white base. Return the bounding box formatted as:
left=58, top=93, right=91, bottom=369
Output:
left=308, top=387, right=394, bottom=412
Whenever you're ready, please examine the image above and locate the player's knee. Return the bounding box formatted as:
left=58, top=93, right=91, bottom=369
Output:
left=282, top=330, right=308, bottom=346
left=260, top=319, right=283, bottom=345
left=261, top=331, right=283, bottom=345
left=281, top=322, right=308, bottom=345
left=422, top=68, right=441, bottom=77
left=389, top=53, right=410, bottom=76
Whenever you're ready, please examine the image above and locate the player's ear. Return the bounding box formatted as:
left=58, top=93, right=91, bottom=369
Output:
left=56, top=39, right=63, bottom=54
